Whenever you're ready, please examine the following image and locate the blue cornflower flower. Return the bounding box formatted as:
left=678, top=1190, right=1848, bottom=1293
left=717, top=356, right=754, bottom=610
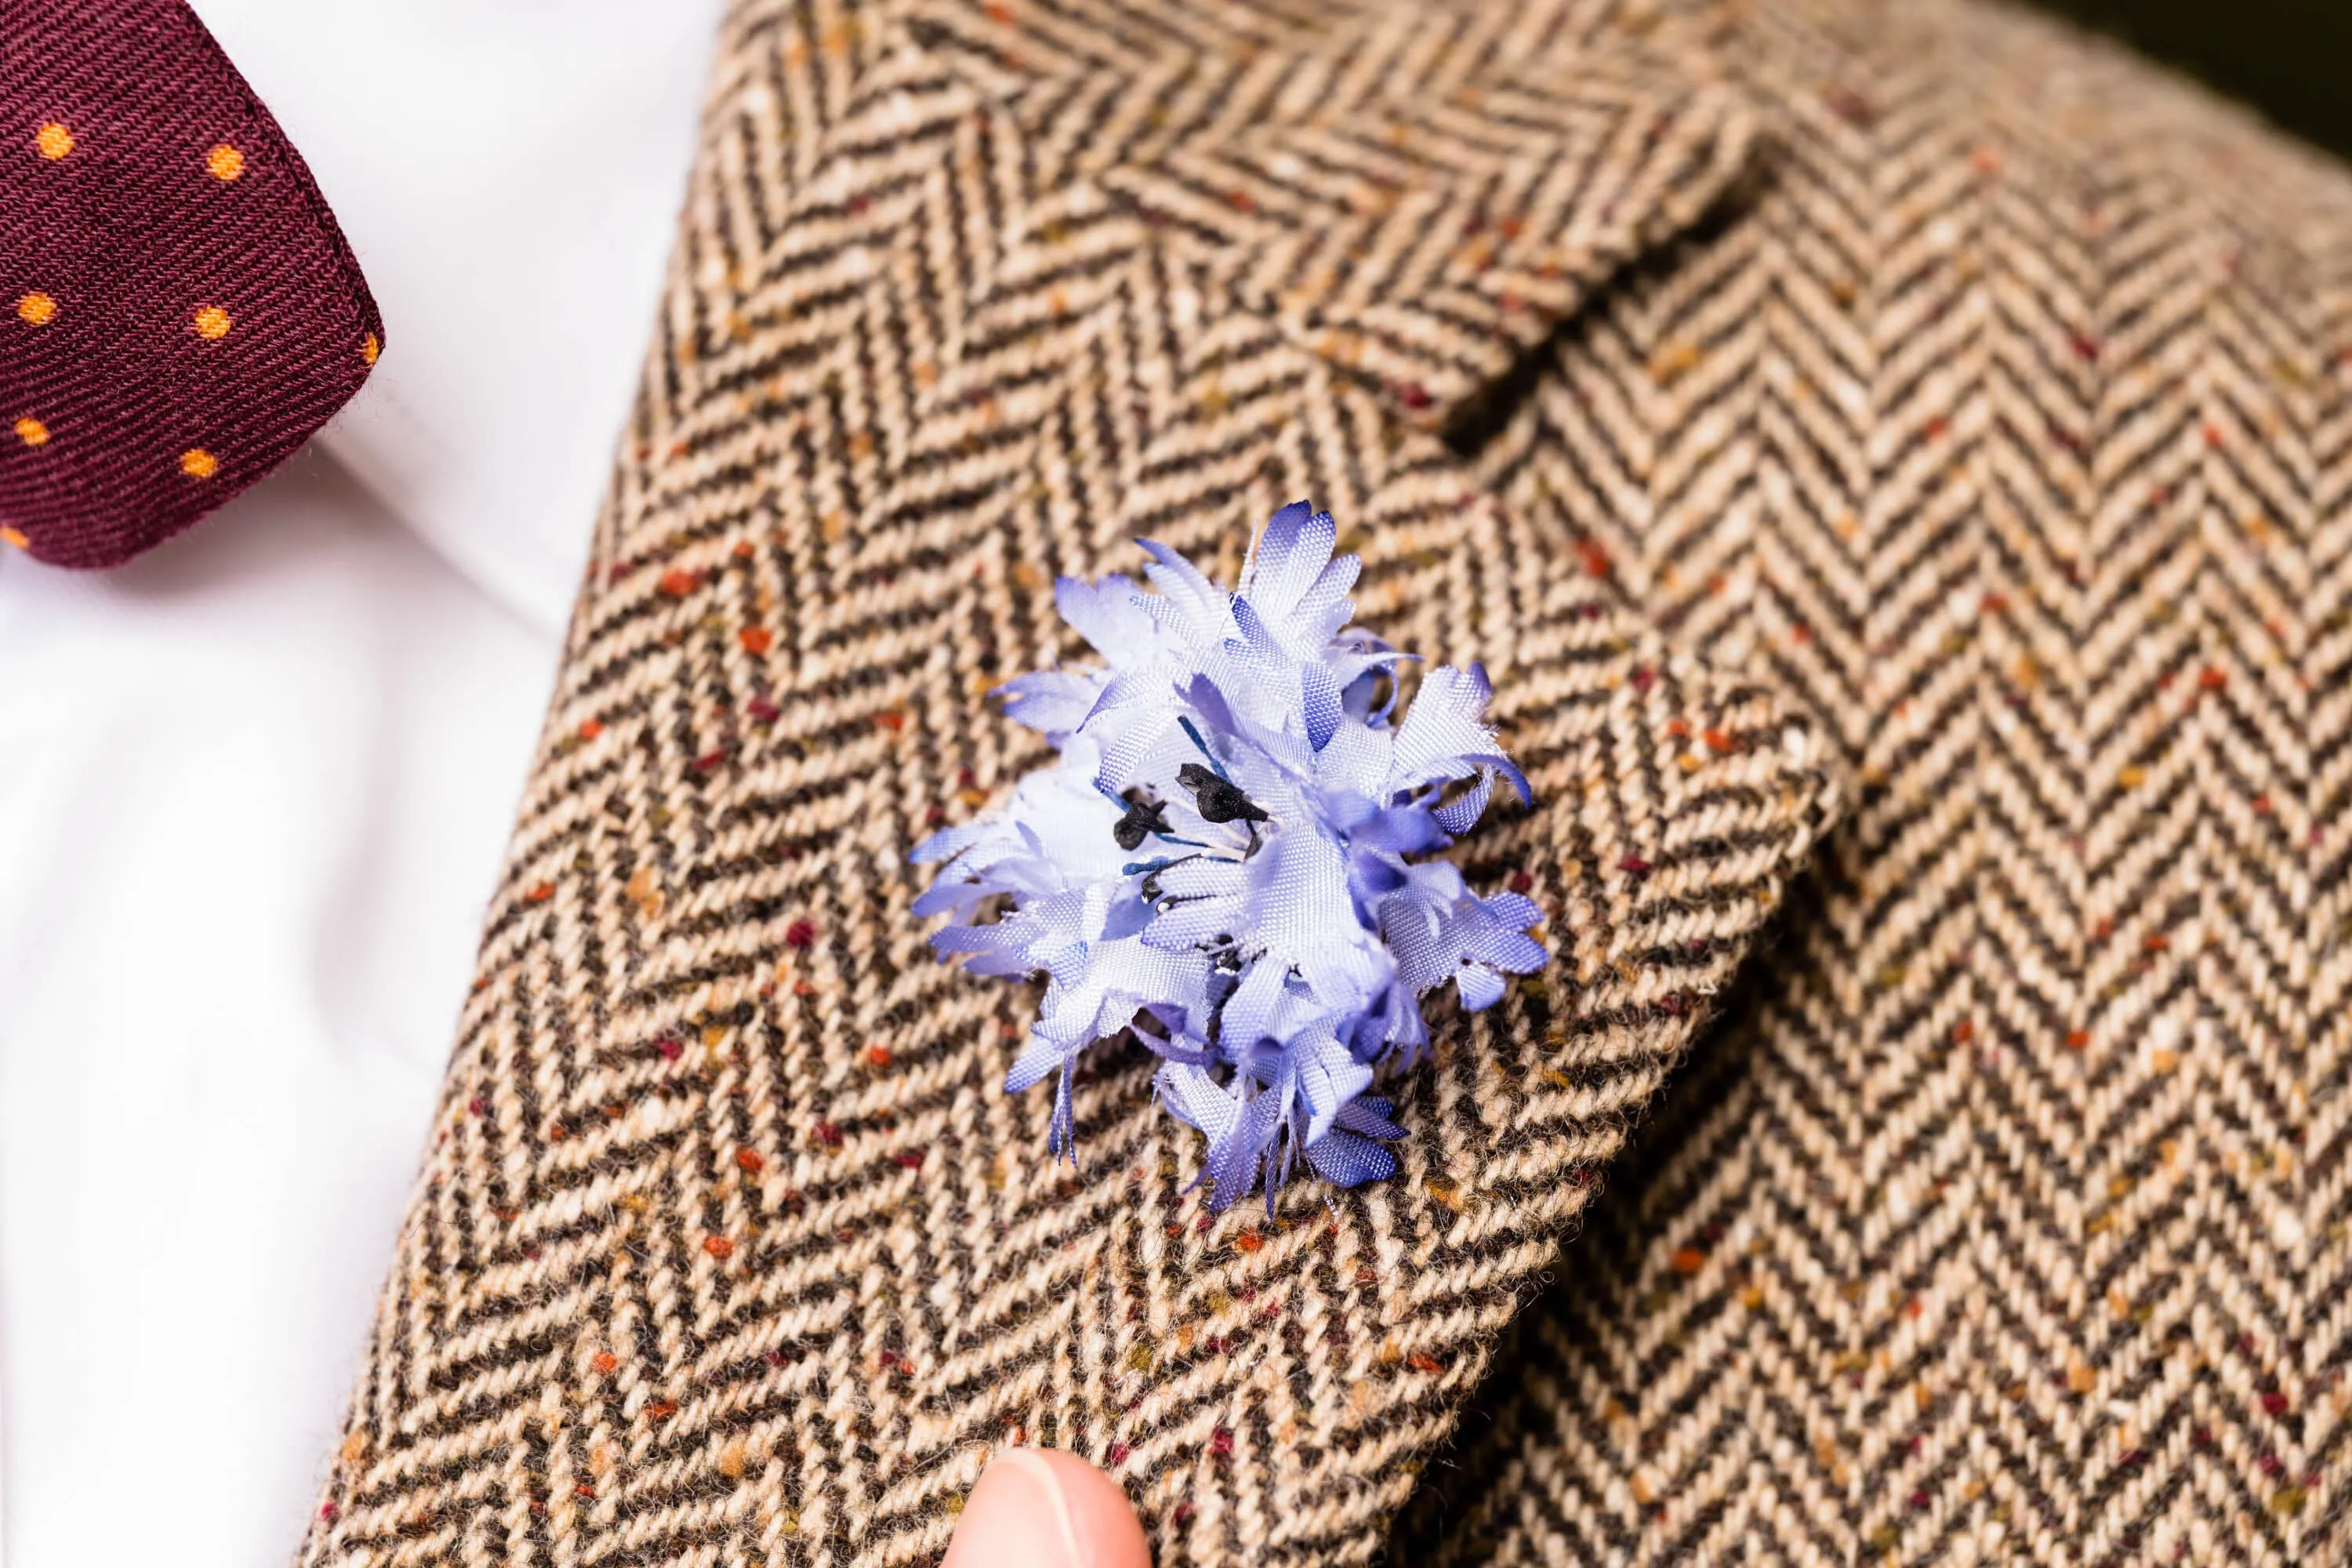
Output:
left=913, top=502, right=1549, bottom=1208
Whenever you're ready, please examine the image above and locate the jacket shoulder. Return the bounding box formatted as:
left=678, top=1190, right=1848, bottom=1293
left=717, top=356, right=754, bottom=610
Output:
left=1716, top=0, right=2352, bottom=286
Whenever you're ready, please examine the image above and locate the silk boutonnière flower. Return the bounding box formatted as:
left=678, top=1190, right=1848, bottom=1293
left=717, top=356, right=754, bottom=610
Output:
left=916, top=503, right=1549, bottom=1209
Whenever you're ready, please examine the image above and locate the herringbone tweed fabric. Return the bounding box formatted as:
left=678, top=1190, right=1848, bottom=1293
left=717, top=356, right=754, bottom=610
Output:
left=1387, top=0, right=2352, bottom=1564
left=297, top=0, right=2352, bottom=1565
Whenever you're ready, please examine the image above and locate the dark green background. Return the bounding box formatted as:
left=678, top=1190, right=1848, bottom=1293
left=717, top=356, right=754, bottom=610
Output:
left=2034, top=0, right=2352, bottom=158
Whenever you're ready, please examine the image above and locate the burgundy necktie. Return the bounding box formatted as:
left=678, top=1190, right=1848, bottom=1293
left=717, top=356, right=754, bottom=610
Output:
left=2, top=0, right=380, bottom=567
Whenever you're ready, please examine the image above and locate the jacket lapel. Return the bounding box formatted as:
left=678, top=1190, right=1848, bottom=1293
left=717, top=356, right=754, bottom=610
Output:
left=307, top=3, right=1838, bottom=1566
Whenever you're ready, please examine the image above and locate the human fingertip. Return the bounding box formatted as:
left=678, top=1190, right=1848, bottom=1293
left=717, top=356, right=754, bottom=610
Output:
left=942, top=1447, right=1151, bottom=1568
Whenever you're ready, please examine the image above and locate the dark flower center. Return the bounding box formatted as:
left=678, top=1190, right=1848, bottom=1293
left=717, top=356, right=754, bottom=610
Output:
left=1177, top=763, right=1269, bottom=826
left=1112, top=794, right=1174, bottom=851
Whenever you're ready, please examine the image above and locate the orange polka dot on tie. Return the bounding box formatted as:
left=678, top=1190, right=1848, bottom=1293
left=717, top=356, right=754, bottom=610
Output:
left=205, top=143, right=245, bottom=181
left=361, top=332, right=380, bottom=366
left=0, top=527, right=27, bottom=550
left=34, top=122, right=74, bottom=160
left=16, top=292, right=56, bottom=325
left=14, top=416, right=49, bottom=446
left=180, top=448, right=219, bottom=479
left=192, top=305, right=232, bottom=339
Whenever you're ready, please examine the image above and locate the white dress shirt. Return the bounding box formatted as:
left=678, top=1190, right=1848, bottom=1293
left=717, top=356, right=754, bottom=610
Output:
left=0, top=5, right=720, bottom=1562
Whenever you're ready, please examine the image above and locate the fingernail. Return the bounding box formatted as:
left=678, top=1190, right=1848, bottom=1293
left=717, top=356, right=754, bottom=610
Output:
left=943, top=1450, right=1087, bottom=1568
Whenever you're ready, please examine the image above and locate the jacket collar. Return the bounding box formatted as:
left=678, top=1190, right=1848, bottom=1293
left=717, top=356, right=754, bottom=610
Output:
left=898, top=0, right=1759, bottom=433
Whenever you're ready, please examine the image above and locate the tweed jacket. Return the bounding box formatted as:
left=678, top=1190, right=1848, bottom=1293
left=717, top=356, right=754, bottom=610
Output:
left=300, top=0, right=2352, bottom=1563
